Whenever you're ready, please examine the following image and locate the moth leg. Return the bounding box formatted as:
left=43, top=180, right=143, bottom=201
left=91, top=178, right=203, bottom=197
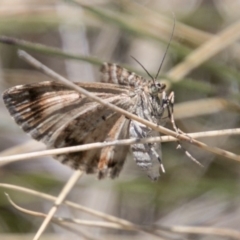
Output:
left=165, top=92, right=203, bottom=167
left=164, top=91, right=182, bottom=147
left=146, top=129, right=165, bottom=173
left=166, top=91, right=179, bottom=134
left=165, top=91, right=184, bottom=139
left=167, top=91, right=193, bottom=141
left=151, top=147, right=165, bottom=173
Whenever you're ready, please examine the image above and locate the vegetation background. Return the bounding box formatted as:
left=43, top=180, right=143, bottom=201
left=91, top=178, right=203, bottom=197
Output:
left=0, top=0, right=240, bottom=239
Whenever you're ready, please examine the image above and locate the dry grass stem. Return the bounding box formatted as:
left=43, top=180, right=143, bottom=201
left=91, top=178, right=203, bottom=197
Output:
left=5, top=192, right=132, bottom=230
left=1, top=128, right=240, bottom=165
left=5, top=192, right=101, bottom=240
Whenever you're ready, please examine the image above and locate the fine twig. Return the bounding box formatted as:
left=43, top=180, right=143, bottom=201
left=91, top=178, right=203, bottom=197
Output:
left=0, top=183, right=137, bottom=224
left=5, top=193, right=101, bottom=240
left=5, top=192, right=156, bottom=231
left=1, top=128, right=240, bottom=165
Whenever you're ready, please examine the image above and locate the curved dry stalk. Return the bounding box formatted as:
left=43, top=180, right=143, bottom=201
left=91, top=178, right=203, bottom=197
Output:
left=0, top=183, right=147, bottom=225
left=1, top=128, right=240, bottom=165
left=5, top=192, right=167, bottom=239
left=4, top=192, right=131, bottom=230
left=17, top=50, right=240, bottom=163
left=5, top=192, right=101, bottom=240
left=5, top=192, right=47, bottom=217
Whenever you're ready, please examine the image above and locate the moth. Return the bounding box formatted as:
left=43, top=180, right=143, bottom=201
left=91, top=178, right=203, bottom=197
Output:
left=3, top=62, right=176, bottom=181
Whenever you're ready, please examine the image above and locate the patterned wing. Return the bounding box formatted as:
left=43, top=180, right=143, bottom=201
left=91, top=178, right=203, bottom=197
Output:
left=3, top=81, right=132, bottom=178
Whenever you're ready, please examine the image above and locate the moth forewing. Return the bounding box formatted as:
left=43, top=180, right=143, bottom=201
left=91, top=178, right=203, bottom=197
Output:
left=3, top=80, right=133, bottom=178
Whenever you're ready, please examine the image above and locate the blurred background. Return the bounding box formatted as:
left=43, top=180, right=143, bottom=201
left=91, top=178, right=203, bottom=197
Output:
left=1, top=0, right=240, bottom=239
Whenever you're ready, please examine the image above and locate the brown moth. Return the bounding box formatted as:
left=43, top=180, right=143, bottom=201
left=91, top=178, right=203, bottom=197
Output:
left=3, top=63, right=175, bottom=181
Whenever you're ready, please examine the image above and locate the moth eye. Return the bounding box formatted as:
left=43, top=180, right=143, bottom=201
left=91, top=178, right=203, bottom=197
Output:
left=150, top=84, right=158, bottom=94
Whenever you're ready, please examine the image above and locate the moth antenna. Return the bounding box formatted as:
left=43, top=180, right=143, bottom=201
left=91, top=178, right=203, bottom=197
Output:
left=131, top=55, right=155, bottom=83
left=155, top=13, right=175, bottom=80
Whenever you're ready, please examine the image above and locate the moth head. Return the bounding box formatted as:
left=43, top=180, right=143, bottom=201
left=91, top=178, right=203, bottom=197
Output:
left=150, top=82, right=166, bottom=95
